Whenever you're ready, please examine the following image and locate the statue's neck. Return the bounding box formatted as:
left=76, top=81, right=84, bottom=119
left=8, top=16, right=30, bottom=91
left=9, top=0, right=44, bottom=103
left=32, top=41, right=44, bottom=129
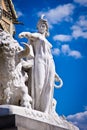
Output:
left=38, top=32, right=46, bottom=38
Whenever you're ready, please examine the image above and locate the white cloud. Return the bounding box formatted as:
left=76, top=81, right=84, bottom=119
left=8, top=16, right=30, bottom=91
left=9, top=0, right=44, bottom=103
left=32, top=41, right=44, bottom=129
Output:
left=61, top=44, right=82, bottom=59
left=71, top=15, right=87, bottom=39
left=72, top=26, right=87, bottom=39
left=51, top=44, right=82, bottom=59
left=51, top=45, right=82, bottom=58
left=52, top=48, right=60, bottom=55
left=17, top=11, right=24, bottom=17
left=38, top=4, right=75, bottom=27
left=67, top=111, right=87, bottom=130
left=74, top=0, right=87, bottom=7
left=53, top=35, right=72, bottom=42
left=69, top=50, right=82, bottom=59
left=61, top=44, right=70, bottom=54
left=77, top=16, right=87, bottom=29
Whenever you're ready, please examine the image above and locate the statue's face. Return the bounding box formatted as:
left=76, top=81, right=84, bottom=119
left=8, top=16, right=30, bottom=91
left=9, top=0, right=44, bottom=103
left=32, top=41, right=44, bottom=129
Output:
left=38, top=23, right=47, bottom=34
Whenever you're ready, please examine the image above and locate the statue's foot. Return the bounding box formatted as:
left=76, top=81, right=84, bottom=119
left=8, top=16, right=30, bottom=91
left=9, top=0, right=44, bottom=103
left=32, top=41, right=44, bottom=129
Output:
left=21, top=101, right=32, bottom=109
left=21, top=94, right=32, bottom=109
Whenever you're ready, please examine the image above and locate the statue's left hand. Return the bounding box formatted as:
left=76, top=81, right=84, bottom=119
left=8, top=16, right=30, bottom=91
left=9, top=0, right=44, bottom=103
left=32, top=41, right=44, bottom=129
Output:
left=19, top=32, right=25, bottom=38
left=19, top=32, right=31, bottom=38
left=54, top=73, right=63, bottom=88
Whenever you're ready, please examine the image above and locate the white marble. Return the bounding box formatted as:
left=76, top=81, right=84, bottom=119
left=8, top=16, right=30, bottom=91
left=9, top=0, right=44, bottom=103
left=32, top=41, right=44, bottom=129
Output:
left=0, top=30, right=32, bottom=108
left=19, top=15, right=63, bottom=113
left=0, top=105, right=79, bottom=130
left=0, top=16, right=79, bottom=130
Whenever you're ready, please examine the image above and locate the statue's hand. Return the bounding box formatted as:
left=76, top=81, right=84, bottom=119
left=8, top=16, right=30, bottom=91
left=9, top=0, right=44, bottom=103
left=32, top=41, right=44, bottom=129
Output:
left=19, top=32, right=31, bottom=38
left=19, top=32, right=25, bottom=38
left=54, top=73, right=63, bottom=88
left=19, top=32, right=40, bottom=41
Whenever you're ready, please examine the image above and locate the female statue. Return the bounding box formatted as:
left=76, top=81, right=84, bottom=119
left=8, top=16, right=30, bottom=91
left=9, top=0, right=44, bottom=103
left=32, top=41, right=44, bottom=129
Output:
left=19, top=15, right=63, bottom=113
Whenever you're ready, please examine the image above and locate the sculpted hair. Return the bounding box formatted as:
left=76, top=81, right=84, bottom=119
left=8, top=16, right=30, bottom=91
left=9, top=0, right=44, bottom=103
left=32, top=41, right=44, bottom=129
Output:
left=37, top=19, right=50, bottom=37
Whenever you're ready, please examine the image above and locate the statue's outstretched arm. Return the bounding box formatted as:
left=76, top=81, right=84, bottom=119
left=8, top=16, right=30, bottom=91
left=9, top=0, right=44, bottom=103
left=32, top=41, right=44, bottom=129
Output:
left=19, top=32, right=39, bottom=41
left=19, top=32, right=32, bottom=39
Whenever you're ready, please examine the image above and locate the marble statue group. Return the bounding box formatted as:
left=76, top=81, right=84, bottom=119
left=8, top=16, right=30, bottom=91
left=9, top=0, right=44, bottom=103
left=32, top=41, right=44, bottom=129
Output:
left=0, top=15, right=80, bottom=130
left=0, top=15, right=63, bottom=114
left=19, top=15, right=63, bottom=113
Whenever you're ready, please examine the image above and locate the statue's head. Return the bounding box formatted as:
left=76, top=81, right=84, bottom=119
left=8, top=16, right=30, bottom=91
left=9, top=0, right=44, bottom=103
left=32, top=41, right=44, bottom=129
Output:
left=37, top=14, right=49, bottom=37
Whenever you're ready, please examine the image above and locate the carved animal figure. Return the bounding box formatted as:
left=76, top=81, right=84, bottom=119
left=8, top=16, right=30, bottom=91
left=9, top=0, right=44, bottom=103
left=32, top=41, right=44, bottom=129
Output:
left=0, top=30, right=32, bottom=108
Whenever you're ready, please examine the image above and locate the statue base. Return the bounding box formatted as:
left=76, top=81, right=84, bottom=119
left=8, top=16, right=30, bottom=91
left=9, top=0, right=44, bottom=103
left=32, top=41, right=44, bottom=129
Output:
left=0, top=105, right=79, bottom=130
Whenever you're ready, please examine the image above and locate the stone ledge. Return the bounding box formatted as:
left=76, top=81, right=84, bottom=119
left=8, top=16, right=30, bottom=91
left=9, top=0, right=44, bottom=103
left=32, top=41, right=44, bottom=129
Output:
left=0, top=105, right=79, bottom=130
left=0, top=114, right=67, bottom=130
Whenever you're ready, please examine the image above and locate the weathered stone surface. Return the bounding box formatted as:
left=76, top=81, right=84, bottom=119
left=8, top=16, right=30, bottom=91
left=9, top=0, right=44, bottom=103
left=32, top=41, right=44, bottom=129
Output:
left=0, top=114, right=70, bottom=130
left=0, top=16, right=79, bottom=130
left=0, top=30, right=32, bottom=108
left=19, top=15, right=63, bottom=113
left=0, top=105, right=79, bottom=130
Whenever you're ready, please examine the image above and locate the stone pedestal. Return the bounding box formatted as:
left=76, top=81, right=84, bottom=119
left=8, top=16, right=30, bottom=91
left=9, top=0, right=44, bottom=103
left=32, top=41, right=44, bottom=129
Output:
left=0, top=114, right=67, bottom=130
left=0, top=105, right=79, bottom=130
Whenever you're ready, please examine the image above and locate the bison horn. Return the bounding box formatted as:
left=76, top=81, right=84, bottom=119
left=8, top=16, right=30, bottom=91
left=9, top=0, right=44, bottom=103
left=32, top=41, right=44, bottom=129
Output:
left=18, top=42, right=30, bottom=58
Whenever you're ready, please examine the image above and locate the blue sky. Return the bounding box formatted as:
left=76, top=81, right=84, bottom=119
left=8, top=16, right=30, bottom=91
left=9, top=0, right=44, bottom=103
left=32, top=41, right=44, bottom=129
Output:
left=13, top=0, right=87, bottom=129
